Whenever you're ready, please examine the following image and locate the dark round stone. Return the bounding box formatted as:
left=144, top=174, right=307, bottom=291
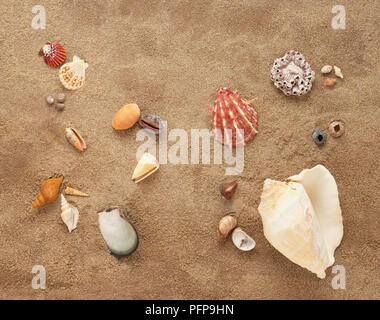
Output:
left=312, top=129, right=327, bottom=145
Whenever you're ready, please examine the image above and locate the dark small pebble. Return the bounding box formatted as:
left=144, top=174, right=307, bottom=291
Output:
left=312, top=129, right=327, bottom=145
left=56, top=103, right=65, bottom=111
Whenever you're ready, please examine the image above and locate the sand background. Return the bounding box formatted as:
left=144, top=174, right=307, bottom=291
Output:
left=0, top=0, right=379, bottom=299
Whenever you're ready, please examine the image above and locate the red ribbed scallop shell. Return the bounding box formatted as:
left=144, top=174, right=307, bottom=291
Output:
left=39, top=42, right=66, bottom=67
left=212, top=88, right=258, bottom=147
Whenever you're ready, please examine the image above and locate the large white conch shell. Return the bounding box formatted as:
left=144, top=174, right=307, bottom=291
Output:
left=59, top=56, right=88, bottom=90
left=60, top=194, right=79, bottom=232
left=258, top=165, right=343, bottom=278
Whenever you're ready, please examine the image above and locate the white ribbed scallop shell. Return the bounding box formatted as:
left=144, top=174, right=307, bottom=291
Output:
left=59, top=56, right=88, bottom=90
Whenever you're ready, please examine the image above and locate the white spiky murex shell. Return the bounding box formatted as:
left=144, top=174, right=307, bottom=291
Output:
left=60, top=194, right=79, bottom=233
left=258, top=165, right=343, bottom=278
left=59, top=56, right=88, bottom=90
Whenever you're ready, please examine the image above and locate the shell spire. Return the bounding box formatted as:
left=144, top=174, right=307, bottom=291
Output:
left=211, top=88, right=258, bottom=147
left=60, top=194, right=79, bottom=233
left=39, top=42, right=66, bottom=67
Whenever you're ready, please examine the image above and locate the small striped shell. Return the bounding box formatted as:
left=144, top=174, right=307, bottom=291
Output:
left=65, top=127, right=87, bottom=152
left=39, top=42, right=66, bottom=67
left=59, top=56, right=88, bottom=90
left=212, top=88, right=258, bottom=147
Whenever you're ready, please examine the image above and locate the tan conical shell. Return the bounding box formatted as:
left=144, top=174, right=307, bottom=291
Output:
left=64, top=186, right=89, bottom=197
left=60, top=194, right=79, bottom=233
left=258, top=165, right=343, bottom=279
left=132, top=153, right=159, bottom=183
left=32, top=175, right=64, bottom=208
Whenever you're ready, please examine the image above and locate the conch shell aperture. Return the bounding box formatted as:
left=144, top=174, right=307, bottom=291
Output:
left=258, top=165, right=343, bottom=279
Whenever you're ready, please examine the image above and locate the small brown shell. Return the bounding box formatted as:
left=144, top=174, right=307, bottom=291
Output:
left=324, top=78, right=337, bottom=87
left=328, top=121, right=345, bottom=137
left=65, top=127, right=87, bottom=151
left=220, top=180, right=238, bottom=200
left=217, top=215, right=237, bottom=242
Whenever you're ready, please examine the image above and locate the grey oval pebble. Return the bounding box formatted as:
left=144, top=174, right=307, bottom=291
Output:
left=57, top=93, right=66, bottom=103
left=46, top=95, right=54, bottom=105
left=56, top=103, right=65, bottom=111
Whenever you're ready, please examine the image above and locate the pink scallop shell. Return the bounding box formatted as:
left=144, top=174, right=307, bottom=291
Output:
left=211, top=88, right=258, bottom=147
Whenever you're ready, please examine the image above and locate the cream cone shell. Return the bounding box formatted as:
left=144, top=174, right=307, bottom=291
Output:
left=65, top=186, right=89, bottom=197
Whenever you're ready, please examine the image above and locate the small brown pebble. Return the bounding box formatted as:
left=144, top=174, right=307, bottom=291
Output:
left=56, top=103, right=65, bottom=111
left=324, top=78, right=337, bottom=87
left=220, top=180, right=238, bottom=200
left=46, top=95, right=54, bottom=105
left=57, top=93, right=66, bottom=103
left=328, top=121, right=345, bottom=137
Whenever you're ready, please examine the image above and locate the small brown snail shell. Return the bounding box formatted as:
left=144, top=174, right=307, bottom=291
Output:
left=220, top=180, right=238, bottom=200
left=217, top=215, right=237, bottom=242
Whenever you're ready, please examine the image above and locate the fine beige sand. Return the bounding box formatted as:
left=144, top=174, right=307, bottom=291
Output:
left=0, top=0, right=379, bottom=299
